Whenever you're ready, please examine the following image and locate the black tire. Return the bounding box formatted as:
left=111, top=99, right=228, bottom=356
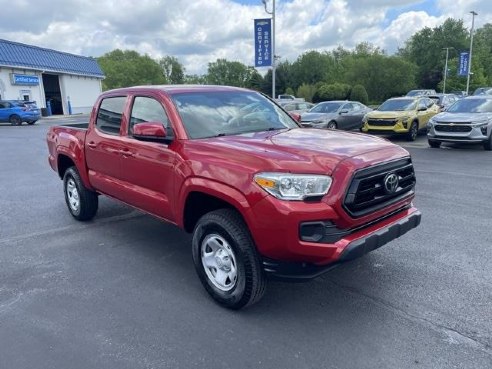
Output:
left=428, top=140, right=441, bottom=148
left=9, top=115, right=21, bottom=126
left=27, top=120, right=37, bottom=125
left=407, top=121, right=418, bottom=141
left=327, top=121, right=337, bottom=130
left=192, top=209, right=266, bottom=309
left=63, top=167, right=98, bottom=221
left=484, top=135, right=492, bottom=151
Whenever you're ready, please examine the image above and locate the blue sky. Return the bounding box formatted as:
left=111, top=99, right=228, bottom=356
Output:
left=0, top=0, right=489, bottom=74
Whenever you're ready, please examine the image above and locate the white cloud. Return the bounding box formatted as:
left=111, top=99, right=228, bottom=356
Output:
left=0, top=0, right=491, bottom=74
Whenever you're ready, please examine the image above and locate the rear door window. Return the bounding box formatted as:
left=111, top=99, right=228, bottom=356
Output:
left=96, top=97, right=126, bottom=135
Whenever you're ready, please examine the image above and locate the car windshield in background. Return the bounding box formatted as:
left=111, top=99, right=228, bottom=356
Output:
left=171, top=91, right=299, bottom=139
left=378, top=99, right=416, bottom=111
left=309, top=102, right=343, bottom=113
left=446, top=98, right=492, bottom=113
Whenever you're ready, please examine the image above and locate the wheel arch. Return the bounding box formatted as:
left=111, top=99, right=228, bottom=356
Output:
left=56, top=151, right=93, bottom=190
left=179, top=178, right=254, bottom=234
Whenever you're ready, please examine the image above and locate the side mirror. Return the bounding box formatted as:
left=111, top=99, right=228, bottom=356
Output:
left=133, top=122, right=171, bottom=143
left=289, top=112, right=302, bottom=122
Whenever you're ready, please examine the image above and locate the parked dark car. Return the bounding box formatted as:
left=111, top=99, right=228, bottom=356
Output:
left=0, top=100, right=41, bottom=125
left=428, top=94, right=459, bottom=111
left=300, top=101, right=372, bottom=130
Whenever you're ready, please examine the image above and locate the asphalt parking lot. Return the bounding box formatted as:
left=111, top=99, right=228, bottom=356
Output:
left=1, top=117, right=491, bottom=369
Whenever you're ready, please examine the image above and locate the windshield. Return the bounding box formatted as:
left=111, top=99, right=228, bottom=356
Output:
left=171, top=90, right=299, bottom=139
left=446, top=98, right=492, bottom=113
left=309, top=102, right=343, bottom=113
left=406, top=90, right=420, bottom=96
left=378, top=99, right=416, bottom=111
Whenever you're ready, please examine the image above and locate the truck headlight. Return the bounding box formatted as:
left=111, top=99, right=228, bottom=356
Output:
left=254, top=172, right=332, bottom=200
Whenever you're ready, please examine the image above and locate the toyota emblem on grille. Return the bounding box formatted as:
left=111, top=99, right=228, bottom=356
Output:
left=384, top=173, right=399, bottom=194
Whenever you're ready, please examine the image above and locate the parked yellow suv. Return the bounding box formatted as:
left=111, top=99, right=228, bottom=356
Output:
left=361, top=96, right=440, bottom=141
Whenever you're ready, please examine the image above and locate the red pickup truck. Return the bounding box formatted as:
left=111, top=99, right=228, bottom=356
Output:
left=47, top=85, right=421, bottom=309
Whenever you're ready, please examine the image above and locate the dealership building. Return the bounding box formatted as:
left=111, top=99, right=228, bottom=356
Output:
left=0, top=39, right=104, bottom=115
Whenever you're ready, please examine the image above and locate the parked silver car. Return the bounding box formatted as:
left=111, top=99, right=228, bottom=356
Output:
left=300, top=101, right=372, bottom=130
left=280, top=101, right=314, bottom=115
left=427, top=96, right=492, bottom=150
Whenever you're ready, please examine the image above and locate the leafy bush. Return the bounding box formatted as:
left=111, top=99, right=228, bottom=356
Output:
left=296, top=83, right=317, bottom=102
left=350, top=84, right=369, bottom=104
left=314, top=83, right=352, bottom=102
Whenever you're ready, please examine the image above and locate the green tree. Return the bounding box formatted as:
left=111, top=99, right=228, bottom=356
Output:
left=315, top=83, right=351, bottom=102
left=296, top=83, right=317, bottom=102
left=473, top=23, right=492, bottom=85
left=290, top=51, right=337, bottom=89
left=206, top=59, right=254, bottom=87
left=159, top=56, right=185, bottom=84
left=345, top=55, right=417, bottom=102
left=184, top=74, right=207, bottom=84
left=97, top=49, right=166, bottom=90
left=350, top=84, right=369, bottom=104
left=399, top=18, right=469, bottom=89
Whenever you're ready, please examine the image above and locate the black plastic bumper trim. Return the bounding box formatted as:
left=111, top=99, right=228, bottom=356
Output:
left=263, top=210, right=422, bottom=282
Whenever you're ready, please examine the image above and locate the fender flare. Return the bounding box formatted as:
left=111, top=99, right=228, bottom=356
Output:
left=176, top=177, right=254, bottom=230
left=56, top=146, right=94, bottom=191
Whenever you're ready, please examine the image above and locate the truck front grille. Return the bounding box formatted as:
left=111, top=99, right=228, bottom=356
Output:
left=343, top=158, right=416, bottom=218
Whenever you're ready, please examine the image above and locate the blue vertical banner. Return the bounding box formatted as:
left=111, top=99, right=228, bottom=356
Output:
left=458, top=51, right=469, bottom=76
left=254, top=18, right=272, bottom=67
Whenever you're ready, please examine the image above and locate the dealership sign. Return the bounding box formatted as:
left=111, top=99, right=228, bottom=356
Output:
left=458, top=52, right=469, bottom=77
left=254, top=18, right=272, bottom=67
left=10, top=73, right=40, bottom=85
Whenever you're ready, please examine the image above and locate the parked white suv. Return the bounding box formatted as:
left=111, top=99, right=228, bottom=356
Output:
left=427, top=96, right=492, bottom=150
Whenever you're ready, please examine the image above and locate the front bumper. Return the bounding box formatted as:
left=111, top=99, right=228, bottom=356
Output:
left=361, top=120, right=409, bottom=134
left=262, top=209, right=421, bottom=281
left=427, top=124, right=489, bottom=143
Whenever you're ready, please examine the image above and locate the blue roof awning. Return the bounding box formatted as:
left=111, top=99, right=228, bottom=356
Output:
left=0, top=39, right=104, bottom=78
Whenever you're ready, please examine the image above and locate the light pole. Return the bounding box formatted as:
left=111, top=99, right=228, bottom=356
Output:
left=442, top=47, right=453, bottom=93
left=262, top=0, right=276, bottom=99
left=466, top=10, right=478, bottom=96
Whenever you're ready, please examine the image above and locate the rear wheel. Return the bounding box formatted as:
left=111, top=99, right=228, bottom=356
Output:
left=407, top=121, right=418, bottom=141
left=63, top=167, right=98, bottom=221
left=192, top=209, right=266, bottom=309
left=327, top=121, right=337, bottom=130
left=428, top=140, right=441, bottom=148
left=9, top=115, right=21, bottom=126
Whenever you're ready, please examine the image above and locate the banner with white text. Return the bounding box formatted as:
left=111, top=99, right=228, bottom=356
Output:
left=254, top=18, right=272, bottom=67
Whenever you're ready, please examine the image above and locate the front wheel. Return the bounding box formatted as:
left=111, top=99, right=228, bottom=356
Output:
left=9, top=115, right=21, bottom=126
left=63, top=167, right=98, bottom=221
left=407, top=121, right=418, bottom=141
left=484, top=135, right=492, bottom=151
left=192, top=209, right=266, bottom=309
left=327, top=121, right=337, bottom=130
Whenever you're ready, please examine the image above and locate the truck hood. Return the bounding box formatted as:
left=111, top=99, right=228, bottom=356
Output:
left=367, top=111, right=414, bottom=119
left=184, top=128, right=408, bottom=175
left=432, top=112, right=492, bottom=123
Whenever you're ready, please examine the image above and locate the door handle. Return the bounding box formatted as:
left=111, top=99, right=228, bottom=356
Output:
left=120, top=149, right=135, bottom=157
left=87, top=142, right=97, bottom=149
